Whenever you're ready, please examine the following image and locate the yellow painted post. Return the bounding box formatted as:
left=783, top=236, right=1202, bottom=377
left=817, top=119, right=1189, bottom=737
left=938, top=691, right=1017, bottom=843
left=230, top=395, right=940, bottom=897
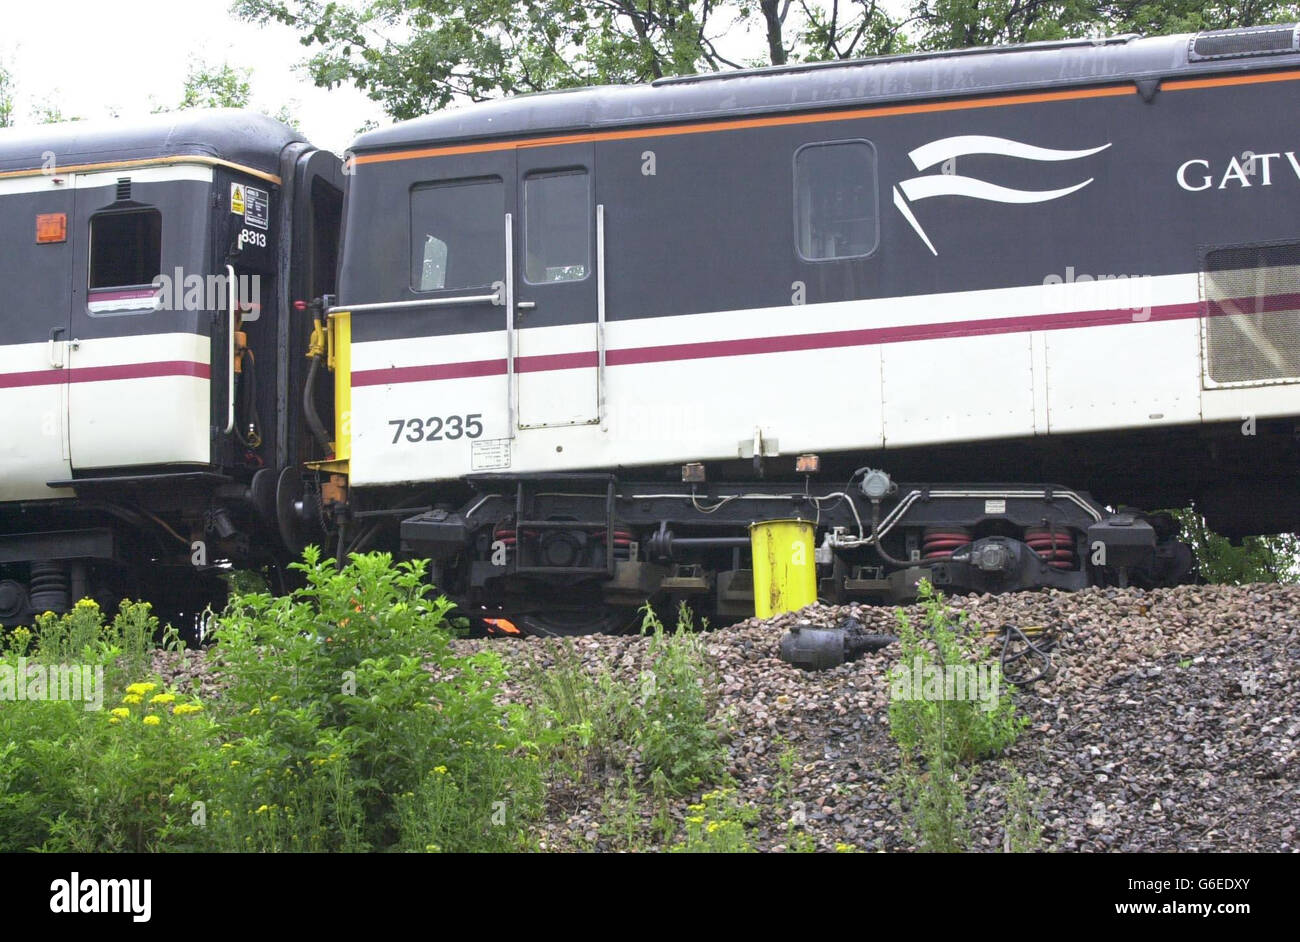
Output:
left=330, top=311, right=351, bottom=464
left=750, top=519, right=818, bottom=618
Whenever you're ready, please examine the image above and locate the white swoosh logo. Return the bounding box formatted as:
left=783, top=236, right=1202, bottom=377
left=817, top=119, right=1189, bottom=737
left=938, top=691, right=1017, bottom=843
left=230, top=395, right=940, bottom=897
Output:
left=896, top=136, right=1110, bottom=255
left=898, top=175, right=1095, bottom=204
left=908, top=136, right=1111, bottom=171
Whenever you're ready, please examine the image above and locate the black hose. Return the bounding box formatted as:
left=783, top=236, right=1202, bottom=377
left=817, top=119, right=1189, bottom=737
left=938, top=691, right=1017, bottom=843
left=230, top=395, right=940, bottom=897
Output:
left=303, top=355, right=331, bottom=452
left=235, top=350, right=264, bottom=451
left=869, top=502, right=914, bottom=568
left=995, top=624, right=1057, bottom=685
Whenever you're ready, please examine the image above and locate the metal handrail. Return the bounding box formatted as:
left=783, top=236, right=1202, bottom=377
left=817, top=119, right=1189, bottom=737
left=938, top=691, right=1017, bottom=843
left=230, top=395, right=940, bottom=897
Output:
left=224, top=264, right=237, bottom=435
left=328, top=292, right=501, bottom=316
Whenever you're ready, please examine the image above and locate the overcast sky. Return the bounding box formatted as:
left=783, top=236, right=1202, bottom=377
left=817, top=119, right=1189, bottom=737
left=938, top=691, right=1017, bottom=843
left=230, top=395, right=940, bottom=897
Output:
left=1, top=0, right=384, bottom=153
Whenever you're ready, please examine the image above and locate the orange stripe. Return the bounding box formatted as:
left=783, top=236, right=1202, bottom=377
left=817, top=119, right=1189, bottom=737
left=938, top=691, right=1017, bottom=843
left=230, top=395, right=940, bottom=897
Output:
left=354, top=65, right=1300, bottom=167
left=0, top=154, right=281, bottom=184
left=1162, top=68, right=1300, bottom=91
left=354, top=84, right=1135, bottom=165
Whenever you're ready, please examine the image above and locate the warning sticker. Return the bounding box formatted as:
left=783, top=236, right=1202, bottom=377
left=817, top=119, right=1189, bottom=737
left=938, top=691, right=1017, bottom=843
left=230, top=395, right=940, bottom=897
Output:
left=230, top=183, right=245, bottom=216
left=243, top=185, right=269, bottom=230
left=471, top=439, right=511, bottom=471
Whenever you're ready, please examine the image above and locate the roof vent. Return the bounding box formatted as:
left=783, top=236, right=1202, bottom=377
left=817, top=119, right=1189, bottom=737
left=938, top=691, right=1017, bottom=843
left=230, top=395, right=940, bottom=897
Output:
left=115, top=177, right=131, bottom=201
left=1189, top=25, right=1300, bottom=61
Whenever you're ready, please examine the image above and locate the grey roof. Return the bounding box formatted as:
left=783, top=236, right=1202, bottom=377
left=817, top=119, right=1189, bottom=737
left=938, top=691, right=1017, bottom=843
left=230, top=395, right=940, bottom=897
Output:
left=351, top=27, right=1300, bottom=153
left=0, top=109, right=304, bottom=175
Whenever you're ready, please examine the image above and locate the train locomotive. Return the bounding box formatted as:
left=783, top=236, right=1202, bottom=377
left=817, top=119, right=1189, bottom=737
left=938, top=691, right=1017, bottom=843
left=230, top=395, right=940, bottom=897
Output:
left=6, top=25, right=1300, bottom=634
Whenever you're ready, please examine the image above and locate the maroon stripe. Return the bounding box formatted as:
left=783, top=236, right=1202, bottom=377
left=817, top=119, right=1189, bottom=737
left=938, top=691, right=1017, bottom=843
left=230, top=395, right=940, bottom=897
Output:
left=351, top=357, right=505, bottom=387
left=343, top=291, right=1300, bottom=387
left=351, top=300, right=1205, bottom=386
left=0, top=360, right=210, bottom=389
left=88, top=288, right=160, bottom=303
left=1205, top=290, right=1300, bottom=319
left=516, top=351, right=599, bottom=373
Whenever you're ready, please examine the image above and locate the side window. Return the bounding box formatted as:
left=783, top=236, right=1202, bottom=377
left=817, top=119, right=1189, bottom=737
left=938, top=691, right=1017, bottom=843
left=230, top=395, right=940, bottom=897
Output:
left=89, top=209, right=161, bottom=288
left=794, top=141, right=878, bottom=261
left=410, top=177, right=504, bottom=291
left=523, top=169, right=589, bottom=284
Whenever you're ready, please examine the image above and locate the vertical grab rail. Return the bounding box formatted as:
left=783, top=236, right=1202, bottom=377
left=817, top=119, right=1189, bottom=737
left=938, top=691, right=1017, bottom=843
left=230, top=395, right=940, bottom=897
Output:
left=596, top=204, right=607, bottom=427
left=504, top=213, right=516, bottom=438
left=224, top=264, right=237, bottom=435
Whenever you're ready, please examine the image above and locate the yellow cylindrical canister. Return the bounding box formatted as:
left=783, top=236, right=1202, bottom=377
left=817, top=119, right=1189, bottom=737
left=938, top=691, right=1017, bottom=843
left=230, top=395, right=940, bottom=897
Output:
left=750, top=518, right=818, bottom=618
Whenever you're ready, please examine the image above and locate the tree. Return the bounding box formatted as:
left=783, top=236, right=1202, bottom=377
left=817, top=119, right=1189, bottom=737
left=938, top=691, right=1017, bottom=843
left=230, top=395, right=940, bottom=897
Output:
left=175, top=61, right=254, bottom=110
left=0, top=61, right=14, bottom=128
left=30, top=99, right=76, bottom=125
left=232, top=0, right=915, bottom=120
left=1168, top=507, right=1300, bottom=585
left=235, top=0, right=1300, bottom=119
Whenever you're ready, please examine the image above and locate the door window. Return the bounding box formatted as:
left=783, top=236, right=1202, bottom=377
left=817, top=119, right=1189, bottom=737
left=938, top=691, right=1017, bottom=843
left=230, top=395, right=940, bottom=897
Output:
left=523, top=169, right=590, bottom=284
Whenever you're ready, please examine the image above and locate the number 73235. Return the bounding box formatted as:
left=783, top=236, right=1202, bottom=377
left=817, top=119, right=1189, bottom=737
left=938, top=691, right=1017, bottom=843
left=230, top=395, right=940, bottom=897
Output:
left=389, top=414, right=483, bottom=444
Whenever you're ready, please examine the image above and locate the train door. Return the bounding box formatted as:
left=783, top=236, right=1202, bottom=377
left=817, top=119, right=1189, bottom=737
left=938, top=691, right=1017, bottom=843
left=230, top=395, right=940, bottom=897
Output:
left=0, top=175, right=74, bottom=499
left=66, top=167, right=211, bottom=471
left=512, top=144, right=600, bottom=429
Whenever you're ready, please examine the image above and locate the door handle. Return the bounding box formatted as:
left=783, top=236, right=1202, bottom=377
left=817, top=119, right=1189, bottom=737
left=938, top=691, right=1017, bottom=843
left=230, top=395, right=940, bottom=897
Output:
left=516, top=301, right=536, bottom=310
left=49, top=327, right=65, bottom=368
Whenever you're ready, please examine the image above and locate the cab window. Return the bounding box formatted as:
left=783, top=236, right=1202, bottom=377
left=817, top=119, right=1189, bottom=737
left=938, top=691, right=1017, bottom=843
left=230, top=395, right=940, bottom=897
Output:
left=89, top=209, right=161, bottom=288
left=410, top=177, right=504, bottom=291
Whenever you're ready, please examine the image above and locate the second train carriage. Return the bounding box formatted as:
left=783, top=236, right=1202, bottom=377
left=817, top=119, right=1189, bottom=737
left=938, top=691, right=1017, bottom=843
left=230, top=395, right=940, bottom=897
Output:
left=326, top=25, right=1300, bottom=632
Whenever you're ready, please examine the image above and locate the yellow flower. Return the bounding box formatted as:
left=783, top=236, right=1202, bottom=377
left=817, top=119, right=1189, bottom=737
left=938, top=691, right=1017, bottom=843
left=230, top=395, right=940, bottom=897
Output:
left=121, top=694, right=143, bottom=705
left=686, top=816, right=704, bottom=825
left=230, top=760, right=241, bottom=767
left=150, top=693, right=176, bottom=705
left=269, top=695, right=281, bottom=702
left=707, top=821, right=720, bottom=834
left=142, top=715, right=161, bottom=726
left=434, top=766, right=448, bottom=774
left=108, top=717, right=120, bottom=725
left=249, top=707, right=261, bottom=716
left=220, top=743, right=234, bottom=750
left=173, top=704, right=203, bottom=717
left=125, top=682, right=156, bottom=697
left=835, top=842, right=855, bottom=853
left=110, top=708, right=130, bottom=719
left=74, top=598, right=99, bottom=610
left=255, top=805, right=269, bottom=814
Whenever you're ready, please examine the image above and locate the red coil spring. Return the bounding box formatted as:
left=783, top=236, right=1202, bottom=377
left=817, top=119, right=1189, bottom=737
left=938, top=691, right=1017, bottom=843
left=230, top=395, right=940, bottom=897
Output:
left=596, top=528, right=635, bottom=547
left=1024, top=527, right=1076, bottom=570
left=922, top=526, right=972, bottom=560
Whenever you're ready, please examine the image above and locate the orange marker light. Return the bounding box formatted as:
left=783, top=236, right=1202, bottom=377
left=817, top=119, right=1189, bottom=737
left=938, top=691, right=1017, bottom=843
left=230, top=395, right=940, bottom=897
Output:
left=483, top=617, right=520, bottom=636
left=36, top=213, right=67, bottom=244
